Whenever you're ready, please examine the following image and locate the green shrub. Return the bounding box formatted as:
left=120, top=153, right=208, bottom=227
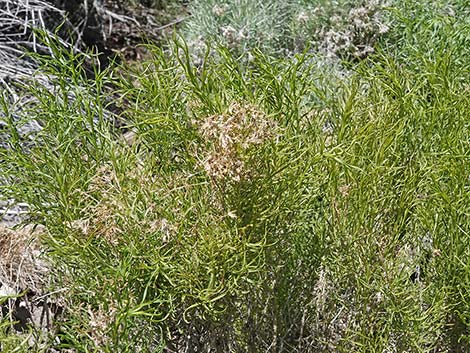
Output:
left=1, top=0, right=469, bottom=351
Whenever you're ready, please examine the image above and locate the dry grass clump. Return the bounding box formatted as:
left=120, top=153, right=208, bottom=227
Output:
left=0, top=224, right=64, bottom=350
left=85, top=302, right=118, bottom=348
left=198, top=102, right=277, bottom=182
left=0, top=224, right=48, bottom=295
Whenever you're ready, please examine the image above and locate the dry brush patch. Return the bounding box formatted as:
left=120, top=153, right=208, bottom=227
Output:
left=0, top=224, right=48, bottom=296
left=0, top=224, right=66, bottom=349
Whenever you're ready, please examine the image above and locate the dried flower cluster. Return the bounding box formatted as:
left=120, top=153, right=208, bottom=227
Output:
left=71, top=162, right=178, bottom=247
left=212, top=4, right=229, bottom=17
left=314, top=2, right=390, bottom=59
left=220, top=25, right=247, bottom=50
left=198, top=102, right=277, bottom=182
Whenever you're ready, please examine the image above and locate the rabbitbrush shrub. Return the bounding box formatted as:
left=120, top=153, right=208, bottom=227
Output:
left=0, top=0, right=469, bottom=352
